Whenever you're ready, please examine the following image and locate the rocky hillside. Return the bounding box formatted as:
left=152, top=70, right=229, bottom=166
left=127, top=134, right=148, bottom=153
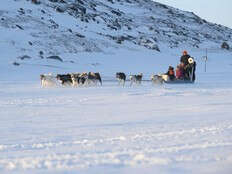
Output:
left=1, top=0, right=232, bottom=65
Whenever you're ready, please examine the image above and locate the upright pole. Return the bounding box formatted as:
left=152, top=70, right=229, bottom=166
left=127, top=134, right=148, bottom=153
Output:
left=204, top=48, right=208, bottom=72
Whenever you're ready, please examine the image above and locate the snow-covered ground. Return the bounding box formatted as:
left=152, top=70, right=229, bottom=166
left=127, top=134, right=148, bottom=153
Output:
left=1, top=47, right=232, bottom=174
left=1, top=0, right=232, bottom=173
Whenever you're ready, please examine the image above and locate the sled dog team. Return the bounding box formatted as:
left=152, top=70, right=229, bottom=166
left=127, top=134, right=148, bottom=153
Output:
left=40, top=70, right=187, bottom=88
left=40, top=51, right=196, bottom=87
left=40, top=72, right=145, bottom=87
left=40, top=72, right=102, bottom=87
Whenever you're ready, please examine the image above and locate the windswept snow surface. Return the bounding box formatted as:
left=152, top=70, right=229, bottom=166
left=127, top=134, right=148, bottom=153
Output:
left=0, top=47, right=232, bottom=174
left=0, top=1, right=232, bottom=173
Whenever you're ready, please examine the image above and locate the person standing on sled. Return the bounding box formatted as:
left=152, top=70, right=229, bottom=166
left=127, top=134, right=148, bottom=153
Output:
left=180, top=50, right=196, bottom=81
left=180, top=50, right=191, bottom=80
left=180, top=50, right=191, bottom=66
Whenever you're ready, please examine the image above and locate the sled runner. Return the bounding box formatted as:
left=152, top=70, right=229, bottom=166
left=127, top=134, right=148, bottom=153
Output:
left=164, top=79, right=194, bottom=84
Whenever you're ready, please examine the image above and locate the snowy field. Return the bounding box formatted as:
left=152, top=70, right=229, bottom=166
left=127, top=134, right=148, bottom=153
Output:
left=1, top=0, right=232, bottom=173
left=1, top=48, right=232, bottom=174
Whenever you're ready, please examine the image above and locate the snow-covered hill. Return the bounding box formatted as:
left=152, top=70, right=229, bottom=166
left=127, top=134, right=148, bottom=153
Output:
left=1, top=0, right=232, bottom=80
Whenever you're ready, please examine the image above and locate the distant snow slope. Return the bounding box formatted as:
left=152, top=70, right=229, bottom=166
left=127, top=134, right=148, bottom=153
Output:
left=0, top=0, right=232, bottom=81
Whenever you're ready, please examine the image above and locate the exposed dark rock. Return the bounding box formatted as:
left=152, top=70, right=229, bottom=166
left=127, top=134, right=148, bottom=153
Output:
left=48, top=0, right=59, bottom=2
left=13, top=62, right=20, bottom=66
left=56, top=6, right=66, bottom=13
left=16, top=24, right=24, bottom=30
left=47, top=55, right=63, bottom=62
left=48, top=19, right=59, bottom=29
left=31, top=0, right=41, bottom=5
left=18, top=55, right=31, bottom=60
left=111, top=10, right=122, bottom=16
left=107, top=24, right=117, bottom=30
left=156, top=3, right=168, bottom=9
left=76, top=33, right=85, bottom=38
left=39, top=51, right=44, bottom=58
left=221, top=42, right=230, bottom=50
left=39, top=51, right=44, bottom=55
left=18, top=8, right=25, bottom=15
left=69, top=4, right=86, bottom=14
left=76, top=0, right=84, bottom=5
left=151, top=44, right=160, bottom=51
left=41, top=9, right=46, bottom=14
left=107, top=0, right=114, bottom=4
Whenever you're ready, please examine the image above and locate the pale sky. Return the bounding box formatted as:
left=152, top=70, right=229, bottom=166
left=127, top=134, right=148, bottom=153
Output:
left=154, top=0, right=232, bottom=29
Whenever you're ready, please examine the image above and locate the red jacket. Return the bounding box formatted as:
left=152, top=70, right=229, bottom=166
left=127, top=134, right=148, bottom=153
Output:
left=176, top=68, right=183, bottom=79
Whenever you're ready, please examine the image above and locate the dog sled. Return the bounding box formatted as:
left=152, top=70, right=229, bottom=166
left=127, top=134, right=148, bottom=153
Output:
left=152, top=57, right=196, bottom=85
left=151, top=74, right=194, bottom=85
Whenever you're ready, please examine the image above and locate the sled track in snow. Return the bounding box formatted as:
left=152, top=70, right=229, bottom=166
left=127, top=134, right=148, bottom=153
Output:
left=1, top=122, right=232, bottom=170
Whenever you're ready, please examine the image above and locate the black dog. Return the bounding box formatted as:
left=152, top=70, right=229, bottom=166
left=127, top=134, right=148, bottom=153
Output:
left=56, top=74, right=73, bottom=86
left=116, top=72, right=126, bottom=86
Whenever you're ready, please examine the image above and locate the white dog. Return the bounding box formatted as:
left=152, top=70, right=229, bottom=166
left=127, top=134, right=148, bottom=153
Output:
left=40, top=73, right=57, bottom=87
left=151, top=74, right=164, bottom=84
left=129, top=73, right=143, bottom=86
